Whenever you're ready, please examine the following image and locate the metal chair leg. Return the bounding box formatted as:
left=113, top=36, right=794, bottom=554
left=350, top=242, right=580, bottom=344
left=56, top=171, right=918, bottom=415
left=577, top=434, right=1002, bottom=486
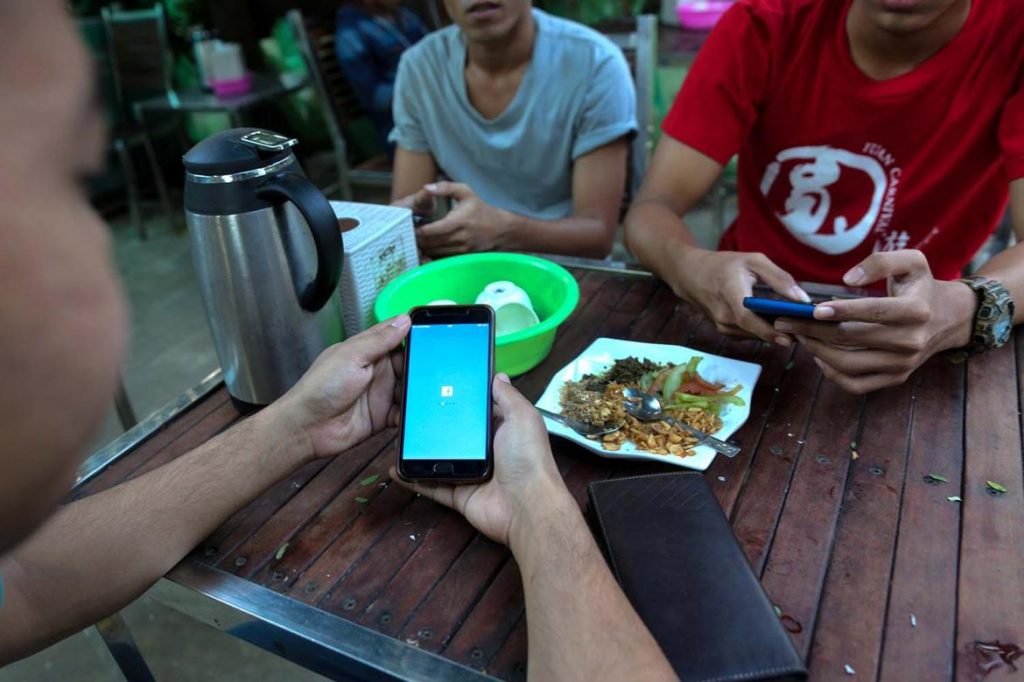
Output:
left=114, top=373, right=138, bottom=430
left=138, top=125, right=175, bottom=233
left=333, top=138, right=353, bottom=201
left=95, top=612, right=158, bottom=682
left=115, top=139, right=145, bottom=239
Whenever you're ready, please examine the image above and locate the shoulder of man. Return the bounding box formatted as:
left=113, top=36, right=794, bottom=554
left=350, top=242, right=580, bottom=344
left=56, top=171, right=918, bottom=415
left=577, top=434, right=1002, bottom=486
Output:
left=531, top=9, right=631, bottom=80
left=533, top=10, right=617, bottom=58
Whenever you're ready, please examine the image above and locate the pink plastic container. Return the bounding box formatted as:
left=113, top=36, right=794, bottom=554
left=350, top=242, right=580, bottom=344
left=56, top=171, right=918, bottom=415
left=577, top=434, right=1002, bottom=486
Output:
left=676, top=0, right=733, bottom=30
left=211, top=73, right=254, bottom=98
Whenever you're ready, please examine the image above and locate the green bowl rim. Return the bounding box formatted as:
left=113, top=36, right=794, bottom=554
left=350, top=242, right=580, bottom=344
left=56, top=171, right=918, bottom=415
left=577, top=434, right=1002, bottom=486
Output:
left=374, top=253, right=580, bottom=346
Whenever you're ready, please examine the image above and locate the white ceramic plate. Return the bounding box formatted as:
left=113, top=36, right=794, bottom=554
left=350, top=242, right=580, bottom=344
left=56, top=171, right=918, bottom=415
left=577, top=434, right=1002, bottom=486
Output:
left=536, top=337, right=762, bottom=471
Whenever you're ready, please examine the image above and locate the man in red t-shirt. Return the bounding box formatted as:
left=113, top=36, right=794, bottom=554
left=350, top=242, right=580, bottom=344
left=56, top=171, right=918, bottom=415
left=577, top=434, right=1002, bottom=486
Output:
left=625, top=0, right=1024, bottom=393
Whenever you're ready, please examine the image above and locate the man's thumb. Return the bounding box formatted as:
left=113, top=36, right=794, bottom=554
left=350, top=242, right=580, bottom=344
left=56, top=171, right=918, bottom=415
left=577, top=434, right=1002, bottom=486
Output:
left=347, top=314, right=411, bottom=364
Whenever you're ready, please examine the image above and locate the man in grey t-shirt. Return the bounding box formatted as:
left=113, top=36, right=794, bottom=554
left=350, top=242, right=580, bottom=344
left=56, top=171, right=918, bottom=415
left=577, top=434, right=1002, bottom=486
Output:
left=390, top=0, right=636, bottom=258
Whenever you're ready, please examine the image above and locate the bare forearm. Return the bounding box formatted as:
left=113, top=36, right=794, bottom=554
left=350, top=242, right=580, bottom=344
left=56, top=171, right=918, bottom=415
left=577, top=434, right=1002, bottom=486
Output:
left=0, top=406, right=309, bottom=662
left=501, top=211, right=614, bottom=259
left=511, top=487, right=675, bottom=681
left=977, top=241, right=1024, bottom=324
left=624, top=200, right=705, bottom=299
left=391, top=147, right=438, bottom=203
left=925, top=240, right=1024, bottom=357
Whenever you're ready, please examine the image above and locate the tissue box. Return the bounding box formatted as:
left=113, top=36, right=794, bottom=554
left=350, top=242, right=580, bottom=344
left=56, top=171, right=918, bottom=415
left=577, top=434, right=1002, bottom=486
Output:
left=330, top=201, right=419, bottom=336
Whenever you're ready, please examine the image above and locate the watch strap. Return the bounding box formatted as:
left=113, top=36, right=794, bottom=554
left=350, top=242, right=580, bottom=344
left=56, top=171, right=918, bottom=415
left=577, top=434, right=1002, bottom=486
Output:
left=956, top=276, right=1015, bottom=357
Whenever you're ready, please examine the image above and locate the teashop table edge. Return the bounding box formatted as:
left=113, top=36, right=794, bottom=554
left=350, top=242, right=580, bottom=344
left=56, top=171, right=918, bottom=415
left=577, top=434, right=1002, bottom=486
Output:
left=73, top=257, right=1024, bottom=681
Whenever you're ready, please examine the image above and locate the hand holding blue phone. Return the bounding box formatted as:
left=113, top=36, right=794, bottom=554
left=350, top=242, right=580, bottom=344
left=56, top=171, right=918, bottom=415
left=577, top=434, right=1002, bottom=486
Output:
left=742, top=297, right=820, bottom=321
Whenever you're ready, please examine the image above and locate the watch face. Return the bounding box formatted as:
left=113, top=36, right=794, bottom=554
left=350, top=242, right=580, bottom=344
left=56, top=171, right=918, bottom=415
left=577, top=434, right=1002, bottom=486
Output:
left=994, top=314, right=1013, bottom=345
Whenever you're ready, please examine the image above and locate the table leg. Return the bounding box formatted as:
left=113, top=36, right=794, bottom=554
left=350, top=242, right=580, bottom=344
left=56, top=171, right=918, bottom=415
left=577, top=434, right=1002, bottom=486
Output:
left=95, top=612, right=158, bottom=682
left=114, top=139, right=145, bottom=240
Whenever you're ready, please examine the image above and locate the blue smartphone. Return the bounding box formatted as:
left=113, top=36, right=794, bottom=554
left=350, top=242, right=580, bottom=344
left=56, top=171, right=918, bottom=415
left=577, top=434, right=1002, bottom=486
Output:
left=743, top=297, right=819, bottom=321
left=397, top=305, right=494, bottom=483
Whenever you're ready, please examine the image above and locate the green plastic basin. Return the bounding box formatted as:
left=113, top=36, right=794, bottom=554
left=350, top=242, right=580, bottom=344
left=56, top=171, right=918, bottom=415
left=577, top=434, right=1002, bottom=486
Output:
left=374, top=253, right=579, bottom=376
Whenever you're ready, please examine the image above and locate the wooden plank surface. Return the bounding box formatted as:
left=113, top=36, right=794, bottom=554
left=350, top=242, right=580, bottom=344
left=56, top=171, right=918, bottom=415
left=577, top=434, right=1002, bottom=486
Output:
left=955, top=339, right=1024, bottom=681
left=707, top=339, right=793, bottom=516
left=758, top=365, right=865, bottom=658
left=221, top=429, right=397, bottom=583
left=75, top=389, right=237, bottom=499
left=807, top=378, right=915, bottom=680
left=878, top=357, right=965, bottom=682
left=730, top=347, right=822, bottom=573
left=71, top=271, right=1024, bottom=682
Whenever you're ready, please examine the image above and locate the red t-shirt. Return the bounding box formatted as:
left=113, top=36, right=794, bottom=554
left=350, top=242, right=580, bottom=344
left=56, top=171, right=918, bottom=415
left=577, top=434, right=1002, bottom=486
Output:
left=662, top=0, right=1024, bottom=284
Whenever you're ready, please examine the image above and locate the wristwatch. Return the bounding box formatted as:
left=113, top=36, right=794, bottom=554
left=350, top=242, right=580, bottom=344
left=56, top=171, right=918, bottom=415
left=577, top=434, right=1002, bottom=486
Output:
left=951, top=276, right=1015, bottom=359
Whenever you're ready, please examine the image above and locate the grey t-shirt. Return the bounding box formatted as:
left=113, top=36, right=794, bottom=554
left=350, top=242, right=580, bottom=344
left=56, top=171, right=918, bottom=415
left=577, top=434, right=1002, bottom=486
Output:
left=390, top=9, right=637, bottom=221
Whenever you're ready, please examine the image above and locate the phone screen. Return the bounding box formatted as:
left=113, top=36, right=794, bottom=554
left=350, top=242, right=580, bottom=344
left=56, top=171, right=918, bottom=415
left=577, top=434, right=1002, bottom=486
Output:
left=399, top=306, right=494, bottom=479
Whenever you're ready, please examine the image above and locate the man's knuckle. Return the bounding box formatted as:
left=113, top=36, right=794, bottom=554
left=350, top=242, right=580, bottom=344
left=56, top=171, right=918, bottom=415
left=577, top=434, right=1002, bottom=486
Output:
left=893, top=353, right=915, bottom=372
left=865, top=304, right=887, bottom=323
left=908, top=301, right=931, bottom=324
left=846, top=380, right=869, bottom=395
left=905, top=331, right=928, bottom=352
left=750, top=253, right=770, bottom=268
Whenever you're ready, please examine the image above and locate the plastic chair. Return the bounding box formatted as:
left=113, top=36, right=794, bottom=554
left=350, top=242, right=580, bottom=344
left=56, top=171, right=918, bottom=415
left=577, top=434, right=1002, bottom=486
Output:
left=288, top=9, right=393, bottom=200
left=100, top=4, right=177, bottom=239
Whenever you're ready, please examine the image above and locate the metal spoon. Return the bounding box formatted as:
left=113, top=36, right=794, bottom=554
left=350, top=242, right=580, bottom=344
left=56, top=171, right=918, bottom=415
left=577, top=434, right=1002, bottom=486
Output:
left=536, top=407, right=621, bottom=437
left=622, top=387, right=741, bottom=458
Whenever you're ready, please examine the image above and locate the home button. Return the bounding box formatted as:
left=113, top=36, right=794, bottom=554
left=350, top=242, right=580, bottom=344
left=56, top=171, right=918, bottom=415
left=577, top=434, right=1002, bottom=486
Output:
left=432, top=462, right=454, bottom=475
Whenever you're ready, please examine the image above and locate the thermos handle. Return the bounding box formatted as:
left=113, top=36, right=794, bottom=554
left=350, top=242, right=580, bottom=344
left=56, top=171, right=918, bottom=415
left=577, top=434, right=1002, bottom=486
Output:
left=256, top=172, right=341, bottom=312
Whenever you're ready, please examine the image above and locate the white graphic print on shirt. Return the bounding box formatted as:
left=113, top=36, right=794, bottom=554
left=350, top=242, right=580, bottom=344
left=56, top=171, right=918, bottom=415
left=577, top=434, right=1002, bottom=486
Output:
left=760, top=144, right=904, bottom=256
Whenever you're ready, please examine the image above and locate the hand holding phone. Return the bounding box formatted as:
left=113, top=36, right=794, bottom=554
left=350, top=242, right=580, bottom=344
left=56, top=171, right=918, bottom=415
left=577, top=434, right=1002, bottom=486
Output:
left=393, top=373, right=570, bottom=546
left=742, top=297, right=820, bottom=322
left=397, top=305, right=495, bottom=483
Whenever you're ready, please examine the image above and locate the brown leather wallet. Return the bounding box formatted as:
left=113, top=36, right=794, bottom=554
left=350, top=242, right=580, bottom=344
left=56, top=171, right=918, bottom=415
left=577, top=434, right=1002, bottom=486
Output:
left=587, top=472, right=807, bottom=682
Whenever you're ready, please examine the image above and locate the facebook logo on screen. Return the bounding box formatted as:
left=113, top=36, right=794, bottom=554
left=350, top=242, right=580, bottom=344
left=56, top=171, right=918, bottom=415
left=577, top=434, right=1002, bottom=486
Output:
left=402, top=324, right=490, bottom=460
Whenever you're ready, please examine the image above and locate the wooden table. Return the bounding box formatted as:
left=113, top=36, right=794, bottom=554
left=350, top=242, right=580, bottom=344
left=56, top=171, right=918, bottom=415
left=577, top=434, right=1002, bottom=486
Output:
left=74, top=265, right=1024, bottom=681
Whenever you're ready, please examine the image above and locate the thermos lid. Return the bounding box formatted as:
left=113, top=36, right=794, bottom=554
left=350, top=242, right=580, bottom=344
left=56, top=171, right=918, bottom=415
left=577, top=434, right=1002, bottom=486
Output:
left=183, top=128, right=298, bottom=179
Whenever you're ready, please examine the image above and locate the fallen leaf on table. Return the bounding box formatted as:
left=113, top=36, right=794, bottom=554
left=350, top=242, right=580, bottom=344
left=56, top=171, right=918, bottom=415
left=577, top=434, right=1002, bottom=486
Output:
left=947, top=495, right=963, bottom=503
left=923, top=473, right=948, bottom=485
left=360, top=474, right=381, bottom=487
left=986, top=480, right=1008, bottom=494
left=355, top=496, right=369, bottom=504
left=274, top=542, right=290, bottom=561
left=851, top=450, right=860, bottom=461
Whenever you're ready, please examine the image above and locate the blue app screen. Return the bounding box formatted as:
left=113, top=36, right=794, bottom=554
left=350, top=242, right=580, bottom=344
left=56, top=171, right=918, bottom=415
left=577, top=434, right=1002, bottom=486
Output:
left=402, top=323, right=490, bottom=460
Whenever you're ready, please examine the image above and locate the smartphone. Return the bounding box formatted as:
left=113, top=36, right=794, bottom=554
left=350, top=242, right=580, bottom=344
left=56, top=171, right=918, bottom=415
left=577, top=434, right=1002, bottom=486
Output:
left=397, top=305, right=495, bottom=483
left=743, top=297, right=819, bottom=321
left=752, top=282, right=883, bottom=303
